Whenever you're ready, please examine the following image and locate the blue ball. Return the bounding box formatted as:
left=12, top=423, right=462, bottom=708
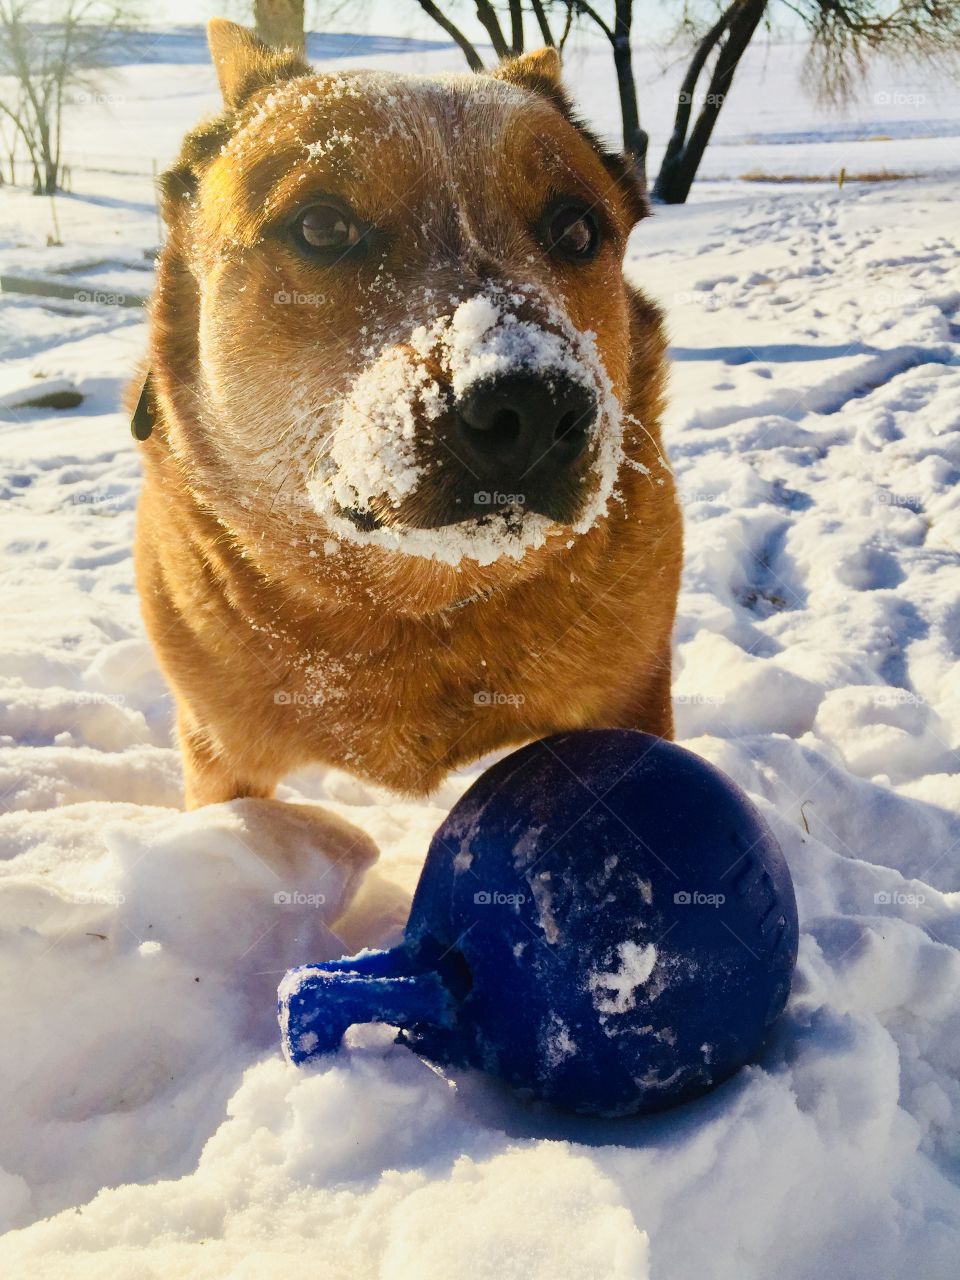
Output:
left=400, top=730, right=798, bottom=1115
left=280, top=730, right=799, bottom=1118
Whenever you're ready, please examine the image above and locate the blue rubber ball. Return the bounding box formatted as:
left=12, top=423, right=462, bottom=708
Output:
left=280, top=730, right=799, bottom=1118
left=400, top=730, right=798, bottom=1116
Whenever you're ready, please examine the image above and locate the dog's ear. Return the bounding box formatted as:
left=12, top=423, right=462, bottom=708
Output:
left=207, top=17, right=309, bottom=110
left=492, top=46, right=648, bottom=225
left=157, top=20, right=308, bottom=224
left=491, top=47, right=570, bottom=114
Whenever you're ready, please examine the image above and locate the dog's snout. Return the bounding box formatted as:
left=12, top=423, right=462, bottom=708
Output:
left=454, top=373, right=596, bottom=480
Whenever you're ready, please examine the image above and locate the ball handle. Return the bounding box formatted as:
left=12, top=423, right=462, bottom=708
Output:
left=278, top=946, right=455, bottom=1064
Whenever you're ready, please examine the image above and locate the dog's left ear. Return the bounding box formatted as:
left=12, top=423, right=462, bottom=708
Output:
left=491, top=46, right=648, bottom=224
left=207, top=17, right=309, bottom=110
left=492, top=47, right=570, bottom=112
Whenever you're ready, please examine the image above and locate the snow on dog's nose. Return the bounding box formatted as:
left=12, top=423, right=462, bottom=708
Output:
left=324, top=349, right=445, bottom=518
left=307, top=290, right=625, bottom=564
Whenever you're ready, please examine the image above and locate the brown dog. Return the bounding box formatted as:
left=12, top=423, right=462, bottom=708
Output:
left=134, top=19, right=682, bottom=809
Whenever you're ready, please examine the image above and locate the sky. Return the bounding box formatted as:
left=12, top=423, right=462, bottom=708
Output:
left=144, top=1, right=688, bottom=46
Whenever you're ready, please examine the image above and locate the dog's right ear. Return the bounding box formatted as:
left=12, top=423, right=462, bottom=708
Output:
left=492, top=46, right=567, bottom=111
left=207, top=17, right=309, bottom=110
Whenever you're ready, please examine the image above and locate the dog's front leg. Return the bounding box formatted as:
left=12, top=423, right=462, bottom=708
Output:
left=608, top=648, right=675, bottom=741
left=177, top=710, right=279, bottom=809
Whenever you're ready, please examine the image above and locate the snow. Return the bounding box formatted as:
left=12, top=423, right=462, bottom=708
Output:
left=588, top=941, right=659, bottom=1015
left=315, top=286, right=627, bottom=565
left=415, top=292, right=596, bottom=402
left=2, top=26, right=960, bottom=1280
left=326, top=346, right=442, bottom=512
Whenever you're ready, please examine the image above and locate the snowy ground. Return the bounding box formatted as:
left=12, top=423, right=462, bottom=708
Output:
left=2, top=28, right=960, bottom=1280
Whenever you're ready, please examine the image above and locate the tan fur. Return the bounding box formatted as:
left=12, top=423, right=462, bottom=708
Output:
left=134, top=23, right=683, bottom=808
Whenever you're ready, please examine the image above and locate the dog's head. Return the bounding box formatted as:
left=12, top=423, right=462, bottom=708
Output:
left=155, top=20, right=657, bottom=589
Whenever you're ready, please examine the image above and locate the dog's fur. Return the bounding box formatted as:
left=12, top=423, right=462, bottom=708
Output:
left=134, top=20, right=682, bottom=808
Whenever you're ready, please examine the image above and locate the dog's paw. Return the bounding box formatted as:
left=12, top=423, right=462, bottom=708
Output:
left=105, top=798, right=378, bottom=976
left=229, top=796, right=379, bottom=905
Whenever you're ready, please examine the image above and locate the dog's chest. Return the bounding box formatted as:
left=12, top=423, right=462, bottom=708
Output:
left=272, top=590, right=617, bottom=790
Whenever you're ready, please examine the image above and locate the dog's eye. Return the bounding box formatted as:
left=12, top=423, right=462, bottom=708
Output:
left=293, top=203, right=365, bottom=258
left=544, top=203, right=600, bottom=261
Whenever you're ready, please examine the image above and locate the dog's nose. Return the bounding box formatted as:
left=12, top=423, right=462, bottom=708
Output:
left=453, top=373, right=596, bottom=479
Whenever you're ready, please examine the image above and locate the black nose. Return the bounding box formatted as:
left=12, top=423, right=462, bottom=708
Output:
left=453, top=372, right=597, bottom=480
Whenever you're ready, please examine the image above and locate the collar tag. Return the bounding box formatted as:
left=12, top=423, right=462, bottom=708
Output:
left=131, top=373, right=155, bottom=441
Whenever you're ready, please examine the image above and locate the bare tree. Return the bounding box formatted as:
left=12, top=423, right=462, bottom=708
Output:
left=654, top=0, right=960, bottom=203
left=0, top=0, right=137, bottom=195
left=388, top=1, right=960, bottom=202
left=653, top=0, right=767, bottom=204
left=0, top=109, right=16, bottom=182
left=800, top=0, right=960, bottom=106
left=0, top=80, right=39, bottom=188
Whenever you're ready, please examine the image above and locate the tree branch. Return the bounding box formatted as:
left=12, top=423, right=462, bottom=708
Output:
left=573, top=0, right=613, bottom=42
left=660, top=0, right=738, bottom=169
left=413, top=0, right=485, bottom=70
left=559, top=2, right=575, bottom=49
left=530, top=0, right=555, bottom=46
left=509, top=0, right=524, bottom=53
left=474, top=0, right=510, bottom=58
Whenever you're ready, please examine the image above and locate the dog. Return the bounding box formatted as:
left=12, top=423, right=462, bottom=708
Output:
left=134, top=19, right=682, bottom=809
